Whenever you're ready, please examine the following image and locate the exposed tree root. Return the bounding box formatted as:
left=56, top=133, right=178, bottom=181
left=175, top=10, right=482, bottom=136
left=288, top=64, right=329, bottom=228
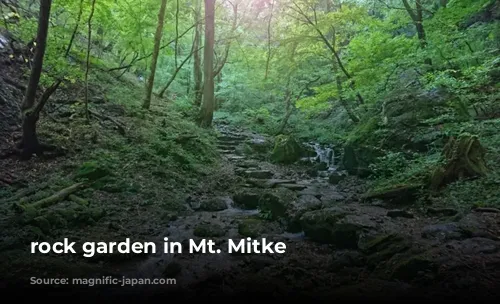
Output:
left=13, top=182, right=86, bottom=213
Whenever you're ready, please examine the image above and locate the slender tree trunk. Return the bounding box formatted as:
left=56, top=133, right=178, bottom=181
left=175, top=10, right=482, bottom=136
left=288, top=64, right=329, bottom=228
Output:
left=193, top=0, right=203, bottom=106
left=143, top=0, right=167, bottom=109
left=84, top=0, right=96, bottom=121
left=402, top=0, right=431, bottom=65
left=198, top=0, right=215, bottom=128
left=20, top=0, right=52, bottom=159
left=64, top=0, right=84, bottom=57
left=21, top=0, right=51, bottom=111
left=264, top=1, right=274, bottom=80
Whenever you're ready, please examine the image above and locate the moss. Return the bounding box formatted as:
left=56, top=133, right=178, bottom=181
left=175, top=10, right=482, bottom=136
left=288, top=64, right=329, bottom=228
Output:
left=193, top=223, right=226, bottom=237
left=270, top=135, right=303, bottom=164
left=238, top=219, right=265, bottom=237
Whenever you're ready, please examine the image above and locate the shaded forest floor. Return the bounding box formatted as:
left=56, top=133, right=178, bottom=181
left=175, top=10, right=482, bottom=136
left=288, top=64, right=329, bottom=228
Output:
left=1, top=41, right=500, bottom=300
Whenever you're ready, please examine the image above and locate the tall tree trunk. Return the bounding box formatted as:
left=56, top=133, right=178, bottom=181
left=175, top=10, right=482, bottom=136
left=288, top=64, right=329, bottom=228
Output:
left=84, top=0, right=96, bottom=121
left=20, top=0, right=52, bottom=159
left=402, top=0, right=431, bottom=65
left=64, top=0, right=84, bottom=57
left=198, top=0, right=215, bottom=128
left=142, top=0, right=167, bottom=109
left=264, top=1, right=274, bottom=80
left=193, top=0, right=203, bottom=106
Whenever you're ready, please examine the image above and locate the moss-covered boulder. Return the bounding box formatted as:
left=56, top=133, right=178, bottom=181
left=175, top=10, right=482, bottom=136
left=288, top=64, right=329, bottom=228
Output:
left=286, top=195, right=323, bottom=233
left=233, top=190, right=261, bottom=209
left=270, top=135, right=303, bottom=164
left=258, top=188, right=297, bottom=219
left=197, top=197, right=230, bottom=211
left=238, top=219, right=266, bottom=237
left=359, top=233, right=412, bottom=268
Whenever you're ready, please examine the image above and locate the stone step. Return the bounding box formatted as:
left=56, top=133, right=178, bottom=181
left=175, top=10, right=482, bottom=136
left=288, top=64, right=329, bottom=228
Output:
left=245, top=179, right=296, bottom=188
left=226, top=155, right=245, bottom=161
left=217, top=135, right=247, bottom=142
left=242, top=170, right=274, bottom=179
left=276, top=184, right=308, bottom=191
left=217, top=144, right=238, bottom=150
left=218, top=149, right=235, bottom=154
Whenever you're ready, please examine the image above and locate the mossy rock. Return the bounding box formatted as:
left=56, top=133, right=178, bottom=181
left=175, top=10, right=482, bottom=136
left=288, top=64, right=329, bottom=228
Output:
left=359, top=233, right=412, bottom=268
left=270, top=135, right=303, bottom=164
left=258, top=188, right=297, bottom=219
left=299, top=208, right=364, bottom=248
left=193, top=223, right=226, bottom=237
left=391, top=254, right=438, bottom=281
left=233, top=190, right=261, bottom=209
left=238, top=219, right=266, bottom=237
left=362, top=183, right=423, bottom=205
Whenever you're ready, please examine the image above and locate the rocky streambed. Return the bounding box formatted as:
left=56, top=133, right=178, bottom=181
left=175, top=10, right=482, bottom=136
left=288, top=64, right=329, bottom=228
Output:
left=106, top=125, right=500, bottom=300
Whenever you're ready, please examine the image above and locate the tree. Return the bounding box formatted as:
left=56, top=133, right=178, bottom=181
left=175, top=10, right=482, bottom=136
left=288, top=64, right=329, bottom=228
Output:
left=19, top=0, right=59, bottom=160
left=142, top=0, right=168, bottom=109
left=193, top=0, right=203, bottom=106
left=198, top=0, right=215, bottom=128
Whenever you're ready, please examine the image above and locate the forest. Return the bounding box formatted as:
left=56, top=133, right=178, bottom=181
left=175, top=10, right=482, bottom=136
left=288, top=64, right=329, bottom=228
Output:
left=0, top=0, right=499, bottom=300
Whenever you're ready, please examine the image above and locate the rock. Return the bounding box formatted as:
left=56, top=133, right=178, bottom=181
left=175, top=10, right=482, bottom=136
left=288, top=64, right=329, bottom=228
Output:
left=329, top=250, right=365, bottom=271
left=446, top=237, right=499, bottom=255
left=359, top=233, right=412, bottom=268
left=243, top=170, right=274, bottom=179
left=270, top=135, right=303, bottom=164
left=387, top=209, right=414, bottom=218
left=421, top=223, right=465, bottom=241
left=258, top=188, right=297, bottom=219
left=341, top=144, right=383, bottom=177
left=263, top=179, right=296, bottom=188
left=328, top=172, right=346, bottom=185
left=276, top=184, right=307, bottom=191
left=427, top=207, right=458, bottom=217
left=193, top=223, right=226, bottom=237
left=299, top=207, right=377, bottom=248
left=473, top=207, right=500, bottom=213
left=316, top=162, right=328, bottom=171
left=238, top=219, right=267, bottom=237
left=233, top=190, right=260, bottom=209
left=286, top=195, right=323, bottom=233
left=361, top=183, right=423, bottom=205
left=320, top=190, right=345, bottom=203
left=391, top=255, right=438, bottom=282
left=244, top=138, right=271, bottom=154
left=197, top=197, right=230, bottom=211
left=297, top=188, right=322, bottom=199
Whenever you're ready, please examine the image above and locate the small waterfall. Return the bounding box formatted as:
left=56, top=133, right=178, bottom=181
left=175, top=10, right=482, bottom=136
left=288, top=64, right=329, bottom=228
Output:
left=302, top=143, right=338, bottom=177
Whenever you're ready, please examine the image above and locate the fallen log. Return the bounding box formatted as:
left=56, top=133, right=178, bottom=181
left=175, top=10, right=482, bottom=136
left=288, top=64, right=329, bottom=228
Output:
left=68, top=194, right=89, bottom=206
left=14, top=182, right=86, bottom=212
left=1, top=182, right=50, bottom=203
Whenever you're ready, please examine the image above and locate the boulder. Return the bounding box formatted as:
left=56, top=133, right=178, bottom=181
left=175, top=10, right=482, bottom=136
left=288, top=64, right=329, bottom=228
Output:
left=328, top=172, right=346, bottom=184
left=197, top=197, right=230, bottom=211
left=270, top=135, right=303, bottom=164
left=258, top=188, right=297, bottom=220
left=285, top=195, right=323, bottom=233
left=299, top=207, right=377, bottom=248
left=233, top=190, right=260, bottom=209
